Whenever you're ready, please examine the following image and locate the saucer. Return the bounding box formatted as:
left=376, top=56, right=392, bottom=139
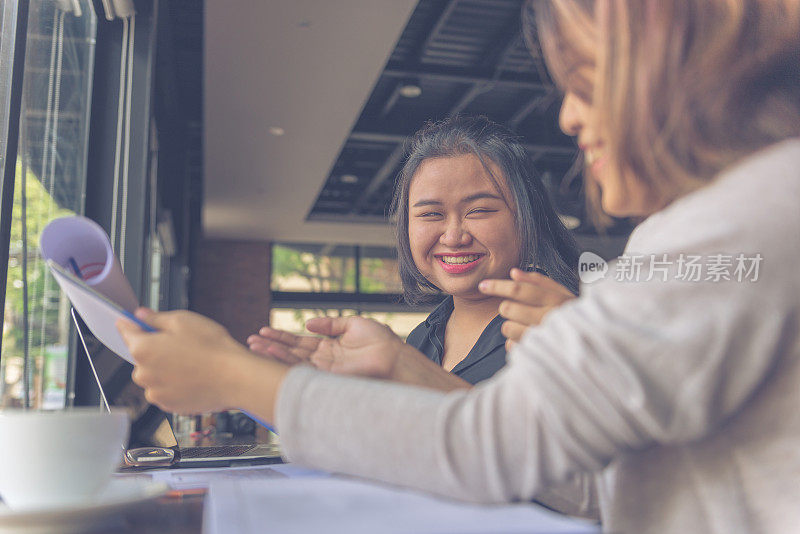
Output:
left=0, top=478, right=168, bottom=534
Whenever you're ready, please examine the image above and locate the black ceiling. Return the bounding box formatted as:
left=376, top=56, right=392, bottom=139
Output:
left=307, top=0, right=631, bottom=236
left=160, top=0, right=633, bottom=239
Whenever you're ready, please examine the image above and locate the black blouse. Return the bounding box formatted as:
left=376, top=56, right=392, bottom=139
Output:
left=405, top=297, right=507, bottom=385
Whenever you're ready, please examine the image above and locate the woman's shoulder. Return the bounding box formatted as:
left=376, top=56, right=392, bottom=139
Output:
left=627, top=139, right=800, bottom=260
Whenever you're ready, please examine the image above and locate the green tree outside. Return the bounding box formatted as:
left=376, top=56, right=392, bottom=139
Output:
left=1, top=163, right=73, bottom=407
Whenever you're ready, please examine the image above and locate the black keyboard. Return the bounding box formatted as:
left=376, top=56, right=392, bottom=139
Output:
left=179, top=444, right=258, bottom=459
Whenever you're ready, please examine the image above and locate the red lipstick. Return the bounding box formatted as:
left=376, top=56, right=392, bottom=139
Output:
left=434, top=253, right=485, bottom=274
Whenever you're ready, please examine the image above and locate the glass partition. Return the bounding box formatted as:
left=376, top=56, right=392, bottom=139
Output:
left=270, top=308, right=429, bottom=341
left=271, top=242, right=405, bottom=294
left=0, top=0, right=96, bottom=409
left=271, top=243, right=358, bottom=293
left=270, top=242, right=433, bottom=341
left=0, top=1, right=19, bottom=164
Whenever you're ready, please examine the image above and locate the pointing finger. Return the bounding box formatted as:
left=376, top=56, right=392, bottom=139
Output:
left=509, top=268, right=574, bottom=298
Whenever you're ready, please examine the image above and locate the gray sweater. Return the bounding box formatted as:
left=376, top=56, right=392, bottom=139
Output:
left=276, top=139, right=800, bottom=533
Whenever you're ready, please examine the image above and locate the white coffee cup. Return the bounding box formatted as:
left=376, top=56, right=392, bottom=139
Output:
left=0, top=408, right=129, bottom=509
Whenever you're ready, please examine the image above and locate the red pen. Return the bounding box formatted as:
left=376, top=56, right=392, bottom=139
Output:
left=164, top=488, right=207, bottom=500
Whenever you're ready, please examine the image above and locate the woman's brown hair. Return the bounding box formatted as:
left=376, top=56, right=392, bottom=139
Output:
left=527, top=0, right=800, bottom=208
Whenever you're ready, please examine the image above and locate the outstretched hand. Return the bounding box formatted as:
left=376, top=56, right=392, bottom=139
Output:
left=247, top=319, right=402, bottom=378
left=479, top=268, right=577, bottom=350
left=252, top=317, right=470, bottom=391
left=301, top=316, right=405, bottom=379
left=247, top=327, right=321, bottom=365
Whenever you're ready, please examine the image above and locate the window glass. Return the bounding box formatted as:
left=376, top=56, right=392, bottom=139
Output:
left=358, top=310, right=429, bottom=340
left=0, top=1, right=18, bottom=155
left=269, top=242, right=428, bottom=346
left=271, top=242, right=404, bottom=295
left=271, top=243, right=357, bottom=292
left=358, top=245, right=403, bottom=294
left=270, top=308, right=358, bottom=335
left=269, top=308, right=429, bottom=341
left=1, top=0, right=96, bottom=409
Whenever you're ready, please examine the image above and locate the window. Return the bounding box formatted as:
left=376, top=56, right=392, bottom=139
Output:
left=270, top=308, right=429, bottom=340
left=272, top=243, right=357, bottom=293
left=0, top=0, right=96, bottom=409
left=271, top=242, right=406, bottom=295
left=270, top=242, right=434, bottom=340
left=359, top=245, right=404, bottom=294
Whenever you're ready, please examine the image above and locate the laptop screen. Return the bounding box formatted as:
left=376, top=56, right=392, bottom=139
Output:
left=72, top=311, right=178, bottom=449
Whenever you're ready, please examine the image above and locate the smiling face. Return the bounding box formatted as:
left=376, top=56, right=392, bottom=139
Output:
left=408, top=154, right=520, bottom=301
left=557, top=66, right=666, bottom=217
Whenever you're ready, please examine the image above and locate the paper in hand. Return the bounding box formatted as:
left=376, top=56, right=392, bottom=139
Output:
left=40, top=216, right=152, bottom=363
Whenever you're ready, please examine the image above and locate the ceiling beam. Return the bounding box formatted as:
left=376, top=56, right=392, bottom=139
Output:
left=447, top=83, right=488, bottom=116
left=507, top=89, right=557, bottom=129
left=379, top=81, right=404, bottom=118
left=479, top=15, right=523, bottom=72
left=350, top=142, right=407, bottom=215
left=349, top=131, right=409, bottom=145
left=380, top=0, right=460, bottom=119
left=384, top=63, right=547, bottom=90
left=307, top=213, right=390, bottom=225
left=350, top=130, right=574, bottom=156
left=414, top=0, right=460, bottom=63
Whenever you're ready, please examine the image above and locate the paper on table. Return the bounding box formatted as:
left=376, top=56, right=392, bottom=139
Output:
left=204, top=476, right=600, bottom=534
left=116, top=465, right=289, bottom=491
left=40, top=216, right=138, bottom=312
left=115, top=464, right=329, bottom=493
left=148, top=464, right=327, bottom=491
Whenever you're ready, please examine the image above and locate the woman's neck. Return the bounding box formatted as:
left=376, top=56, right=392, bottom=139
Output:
left=450, top=295, right=503, bottom=326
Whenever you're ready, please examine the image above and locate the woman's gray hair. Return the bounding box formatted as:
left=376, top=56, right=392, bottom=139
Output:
left=390, top=115, right=580, bottom=305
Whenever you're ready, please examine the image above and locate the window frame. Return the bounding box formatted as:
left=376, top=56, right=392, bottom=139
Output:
left=0, top=0, right=29, bottom=347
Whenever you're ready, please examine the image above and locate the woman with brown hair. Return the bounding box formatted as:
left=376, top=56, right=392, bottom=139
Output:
left=118, top=1, right=800, bottom=531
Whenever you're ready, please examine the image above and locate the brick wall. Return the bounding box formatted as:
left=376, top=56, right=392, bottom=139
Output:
left=191, top=239, right=271, bottom=344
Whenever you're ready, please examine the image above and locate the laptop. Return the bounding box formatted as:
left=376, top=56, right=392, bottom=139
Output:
left=71, top=310, right=283, bottom=468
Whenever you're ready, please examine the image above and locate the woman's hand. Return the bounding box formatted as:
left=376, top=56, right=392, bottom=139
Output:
left=305, top=316, right=469, bottom=390
left=301, top=316, right=405, bottom=379
left=479, top=268, right=577, bottom=349
left=247, top=327, right=320, bottom=365
left=116, top=308, right=287, bottom=417
left=246, top=320, right=401, bottom=378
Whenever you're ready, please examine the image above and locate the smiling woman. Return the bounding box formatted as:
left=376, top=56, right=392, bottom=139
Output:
left=408, top=154, right=520, bottom=300
left=248, top=116, right=581, bottom=386
left=392, top=116, right=580, bottom=381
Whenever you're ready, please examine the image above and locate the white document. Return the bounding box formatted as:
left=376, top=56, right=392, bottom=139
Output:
left=39, top=216, right=147, bottom=363
left=116, top=464, right=330, bottom=492
left=204, top=475, right=599, bottom=534
left=149, top=465, right=290, bottom=490
left=40, top=216, right=138, bottom=311
left=47, top=260, right=144, bottom=364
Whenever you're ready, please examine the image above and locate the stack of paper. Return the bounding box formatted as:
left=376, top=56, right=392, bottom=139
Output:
left=204, top=474, right=599, bottom=534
